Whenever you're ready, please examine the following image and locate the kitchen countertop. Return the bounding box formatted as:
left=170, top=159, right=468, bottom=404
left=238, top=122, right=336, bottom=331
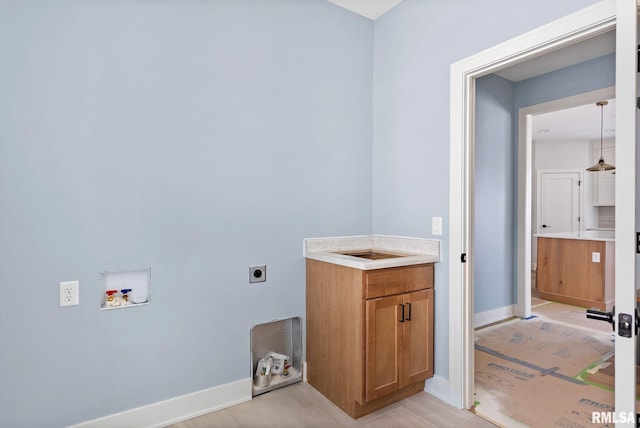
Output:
left=535, top=230, right=615, bottom=242
left=304, top=235, right=440, bottom=270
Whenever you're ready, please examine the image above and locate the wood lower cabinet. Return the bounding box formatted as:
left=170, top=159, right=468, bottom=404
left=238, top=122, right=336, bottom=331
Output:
left=306, top=260, right=434, bottom=418
left=537, top=237, right=614, bottom=310
left=365, top=289, right=433, bottom=402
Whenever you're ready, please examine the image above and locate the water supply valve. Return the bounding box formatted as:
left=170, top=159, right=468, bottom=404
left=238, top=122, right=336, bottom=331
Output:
left=121, top=288, right=132, bottom=303
left=105, top=289, right=118, bottom=303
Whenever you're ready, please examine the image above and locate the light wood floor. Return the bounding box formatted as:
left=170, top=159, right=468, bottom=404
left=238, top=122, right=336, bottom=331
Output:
left=167, top=382, right=497, bottom=428
left=168, top=275, right=552, bottom=428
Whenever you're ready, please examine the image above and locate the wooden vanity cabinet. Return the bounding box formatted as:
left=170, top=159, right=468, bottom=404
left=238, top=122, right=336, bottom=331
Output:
left=306, top=260, right=434, bottom=418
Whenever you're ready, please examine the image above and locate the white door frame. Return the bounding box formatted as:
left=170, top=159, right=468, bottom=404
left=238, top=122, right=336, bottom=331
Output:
left=448, top=0, right=628, bottom=410
left=613, top=0, right=637, bottom=419
left=518, top=87, right=615, bottom=316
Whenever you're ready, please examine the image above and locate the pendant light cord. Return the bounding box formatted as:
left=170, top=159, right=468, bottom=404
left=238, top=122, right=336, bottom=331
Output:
left=599, top=102, right=604, bottom=158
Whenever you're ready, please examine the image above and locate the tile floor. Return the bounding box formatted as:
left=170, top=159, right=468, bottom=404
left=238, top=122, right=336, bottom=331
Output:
left=167, top=382, right=497, bottom=428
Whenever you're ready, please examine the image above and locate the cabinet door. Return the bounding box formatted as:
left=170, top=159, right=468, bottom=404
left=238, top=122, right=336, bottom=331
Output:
left=365, top=294, right=403, bottom=401
left=401, top=289, right=434, bottom=387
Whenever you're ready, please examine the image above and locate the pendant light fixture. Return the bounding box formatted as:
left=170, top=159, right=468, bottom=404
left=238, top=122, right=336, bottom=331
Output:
left=586, top=100, right=615, bottom=172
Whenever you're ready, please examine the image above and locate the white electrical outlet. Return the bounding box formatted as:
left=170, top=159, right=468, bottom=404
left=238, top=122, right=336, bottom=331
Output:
left=432, top=217, right=443, bottom=236
left=59, top=281, right=79, bottom=307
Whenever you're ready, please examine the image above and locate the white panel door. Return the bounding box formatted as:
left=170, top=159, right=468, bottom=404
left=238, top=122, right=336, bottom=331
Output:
left=537, top=170, right=581, bottom=234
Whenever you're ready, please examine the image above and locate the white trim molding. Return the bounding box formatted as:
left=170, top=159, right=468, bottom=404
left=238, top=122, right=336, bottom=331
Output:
left=70, top=378, right=252, bottom=428
left=613, top=0, right=638, bottom=418
left=474, top=305, right=515, bottom=329
left=449, top=0, right=616, bottom=410
left=424, top=374, right=451, bottom=404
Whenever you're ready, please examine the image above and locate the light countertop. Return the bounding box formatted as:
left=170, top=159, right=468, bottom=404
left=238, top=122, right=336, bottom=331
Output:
left=536, top=230, right=614, bottom=242
left=304, top=235, right=440, bottom=270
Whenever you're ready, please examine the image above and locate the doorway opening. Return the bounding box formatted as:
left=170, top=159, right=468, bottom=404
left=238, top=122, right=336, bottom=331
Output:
left=445, top=0, right=638, bottom=418
left=473, top=92, right=618, bottom=426
left=518, top=88, right=616, bottom=318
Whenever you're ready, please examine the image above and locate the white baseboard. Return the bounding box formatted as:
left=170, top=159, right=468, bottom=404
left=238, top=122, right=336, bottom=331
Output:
left=71, top=378, right=252, bottom=428
left=424, top=374, right=452, bottom=405
left=474, top=304, right=515, bottom=328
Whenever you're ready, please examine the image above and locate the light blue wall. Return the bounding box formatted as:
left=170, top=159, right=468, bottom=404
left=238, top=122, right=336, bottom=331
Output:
left=372, top=0, right=600, bottom=381
left=474, top=75, right=515, bottom=313
left=0, top=0, right=619, bottom=424
left=0, top=1, right=373, bottom=426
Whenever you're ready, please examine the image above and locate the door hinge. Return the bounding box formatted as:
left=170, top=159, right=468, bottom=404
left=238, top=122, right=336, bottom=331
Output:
left=461, top=253, right=467, bottom=263
left=637, top=232, right=640, bottom=254
left=578, top=217, right=581, bottom=222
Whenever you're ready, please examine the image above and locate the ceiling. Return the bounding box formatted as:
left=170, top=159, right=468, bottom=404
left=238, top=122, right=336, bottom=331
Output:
left=495, top=31, right=616, bottom=82
left=533, top=98, right=616, bottom=142
left=326, top=0, right=403, bottom=20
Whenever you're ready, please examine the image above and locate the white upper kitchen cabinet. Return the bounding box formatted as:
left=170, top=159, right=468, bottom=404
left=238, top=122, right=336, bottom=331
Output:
left=592, top=141, right=615, bottom=206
